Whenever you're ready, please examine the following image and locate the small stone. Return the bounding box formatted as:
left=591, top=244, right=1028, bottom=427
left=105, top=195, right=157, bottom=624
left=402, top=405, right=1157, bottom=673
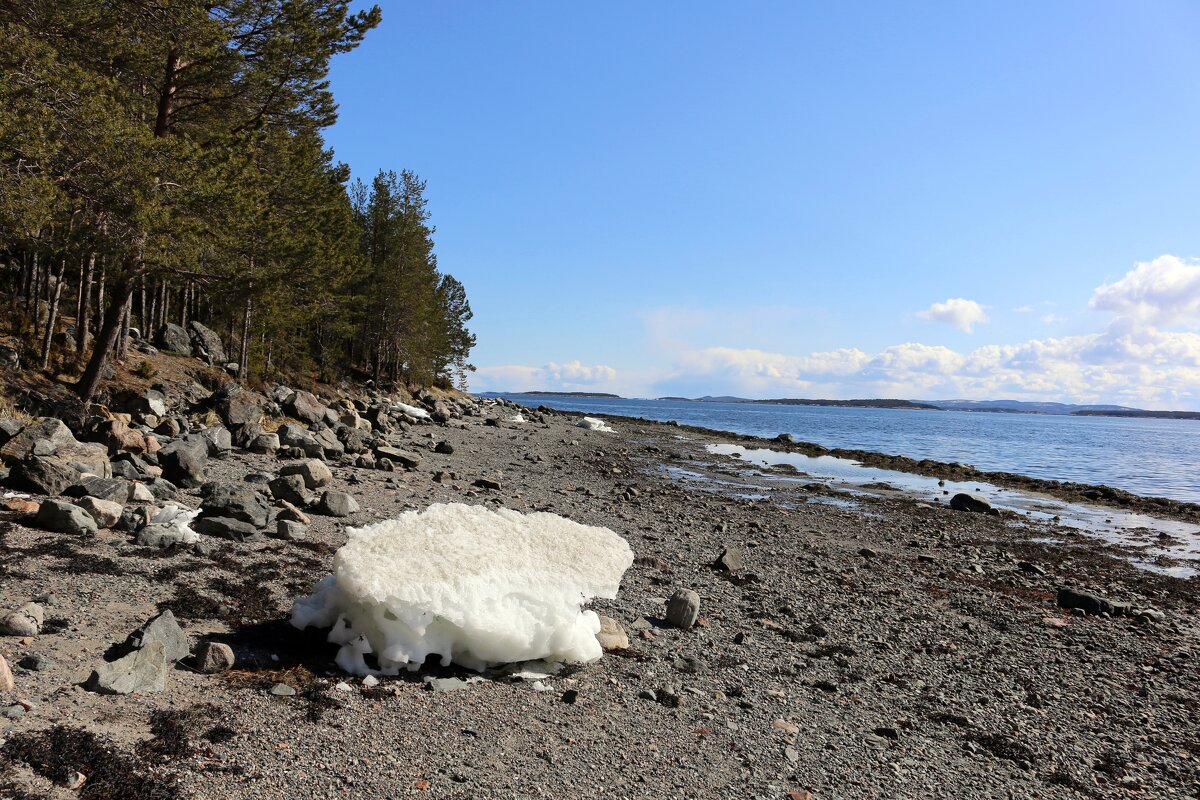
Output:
left=858, top=547, right=878, bottom=559
left=279, top=459, right=333, bottom=489
left=472, top=478, right=502, bottom=491
left=561, top=689, right=579, bottom=704
left=773, top=719, right=799, bottom=735
left=665, top=588, right=701, bottom=630
left=434, top=441, right=454, bottom=455
left=17, top=652, right=51, bottom=671
left=949, top=493, right=997, bottom=515
left=784, top=746, right=800, bottom=763
left=596, top=616, right=629, bottom=651
left=0, top=602, right=44, bottom=636
left=714, top=546, right=745, bottom=573
left=269, top=682, right=296, bottom=696
left=1, top=704, right=26, bottom=719
left=275, top=520, right=307, bottom=540
left=194, top=641, right=235, bottom=673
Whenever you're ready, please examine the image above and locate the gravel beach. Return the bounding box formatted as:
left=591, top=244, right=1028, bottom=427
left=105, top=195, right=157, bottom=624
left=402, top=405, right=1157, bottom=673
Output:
left=1, top=398, right=1197, bottom=799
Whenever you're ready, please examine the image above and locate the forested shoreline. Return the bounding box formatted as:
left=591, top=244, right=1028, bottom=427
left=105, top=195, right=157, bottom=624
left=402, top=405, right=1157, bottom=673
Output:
left=0, top=1, right=474, bottom=402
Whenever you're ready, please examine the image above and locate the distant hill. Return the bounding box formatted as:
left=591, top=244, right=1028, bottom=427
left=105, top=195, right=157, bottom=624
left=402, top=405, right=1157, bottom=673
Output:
left=1073, top=409, right=1200, bottom=420
left=755, top=398, right=939, bottom=410
left=516, top=391, right=622, bottom=398
left=923, top=399, right=1137, bottom=415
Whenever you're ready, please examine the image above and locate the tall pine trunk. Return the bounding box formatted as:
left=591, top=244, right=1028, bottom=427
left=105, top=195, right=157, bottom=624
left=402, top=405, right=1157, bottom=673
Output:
left=76, top=252, right=94, bottom=353
left=39, top=258, right=68, bottom=370
left=76, top=276, right=132, bottom=402
left=239, top=294, right=252, bottom=379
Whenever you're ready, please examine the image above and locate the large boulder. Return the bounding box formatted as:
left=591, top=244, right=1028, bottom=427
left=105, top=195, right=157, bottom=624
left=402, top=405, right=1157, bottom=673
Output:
left=156, top=323, right=191, bottom=354
left=87, top=641, right=167, bottom=695
left=74, top=496, right=123, bottom=528
left=35, top=498, right=98, bottom=535
left=215, top=386, right=263, bottom=427
left=0, top=418, right=77, bottom=464
left=93, top=418, right=148, bottom=455
left=279, top=459, right=332, bottom=489
left=7, top=456, right=79, bottom=496
left=188, top=321, right=227, bottom=365
left=199, top=483, right=272, bottom=529
left=285, top=390, right=326, bottom=425
left=158, top=435, right=208, bottom=488
left=63, top=476, right=131, bottom=504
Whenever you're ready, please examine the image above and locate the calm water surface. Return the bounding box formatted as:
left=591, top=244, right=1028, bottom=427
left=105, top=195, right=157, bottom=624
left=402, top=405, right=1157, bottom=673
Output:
left=497, top=395, right=1200, bottom=503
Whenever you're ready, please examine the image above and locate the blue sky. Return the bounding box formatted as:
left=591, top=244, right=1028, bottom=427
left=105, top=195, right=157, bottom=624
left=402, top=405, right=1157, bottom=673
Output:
left=326, top=1, right=1200, bottom=408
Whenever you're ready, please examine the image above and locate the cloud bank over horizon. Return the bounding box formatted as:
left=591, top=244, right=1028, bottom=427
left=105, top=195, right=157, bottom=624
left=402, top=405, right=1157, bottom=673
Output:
left=469, top=256, right=1200, bottom=410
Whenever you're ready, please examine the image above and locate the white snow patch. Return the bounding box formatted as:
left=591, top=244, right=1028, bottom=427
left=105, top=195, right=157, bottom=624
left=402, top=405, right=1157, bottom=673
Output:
left=152, top=503, right=201, bottom=544
left=577, top=416, right=615, bottom=433
left=391, top=402, right=430, bottom=419
left=290, top=503, right=633, bottom=675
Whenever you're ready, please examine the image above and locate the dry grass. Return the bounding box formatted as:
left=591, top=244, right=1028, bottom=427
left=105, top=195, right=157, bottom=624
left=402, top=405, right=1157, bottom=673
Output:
left=0, top=391, right=35, bottom=424
left=259, top=415, right=302, bottom=433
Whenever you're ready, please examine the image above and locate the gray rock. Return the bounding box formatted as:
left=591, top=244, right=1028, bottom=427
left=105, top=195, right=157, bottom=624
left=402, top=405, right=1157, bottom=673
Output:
left=87, top=641, right=167, bottom=694
left=312, top=428, right=344, bottom=460
left=35, top=498, right=98, bottom=535
left=315, top=490, right=358, bottom=517
left=126, top=609, right=190, bottom=662
left=194, top=641, right=235, bottom=673
left=949, top=493, right=998, bottom=515
left=18, top=652, right=51, bottom=671
left=280, top=459, right=333, bottom=489
left=74, top=496, right=123, bottom=528
left=285, top=390, right=326, bottom=425
left=215, top=387, right=262, bottom=427
left=199, top=483, right=272, bottom=528
left=666, top=588, right=701, bottom=630
left=714, top=546, right=745, bottom=573
left=1057, top=587, right=1130, bottom=616
left=200, top=426, right=233, bottom=456
left=0, top=602, right=43, bottom=636
left=135, top=523, right=193, bottom=548
left=0, top=418, right=76, bottom=464
left=434, top=441, right=454, bottom=455
left=9, top=456, right=80, bottom=496
left=269, top=682, right=296, bottom=696
left=276, top=423, right=314, bottom=449
left=248, top=432, right=281, bottom=454
left=188, top=320, right=227, bottom=365
left=157, top=322, right=191, bottom=353
left=142, top=477, right=179, bottom=501
left=64, top=476, right=131, bottom=504
left=193, top=516, right=262, bottom=542
left=158, top=436, right=208, bottom=488
left=274, top=520, right=307, bottom=540
left=268, top=474, right=308, bottom=505
left=374, top=445, right=422, bottom=469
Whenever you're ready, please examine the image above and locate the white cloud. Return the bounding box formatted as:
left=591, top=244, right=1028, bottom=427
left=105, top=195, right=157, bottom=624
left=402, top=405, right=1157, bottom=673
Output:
left=1012, top=305, right=1035, bottom=313
left=1090, top=254, right=1200, bottom=325
left=471, top=360, right=617, bottom=393
left=918, top=298, right=988, bottom=333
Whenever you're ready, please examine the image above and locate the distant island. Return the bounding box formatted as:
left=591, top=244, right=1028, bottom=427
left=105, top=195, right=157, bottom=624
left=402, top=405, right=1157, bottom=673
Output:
left=483, top=392, right=1198, bottom=420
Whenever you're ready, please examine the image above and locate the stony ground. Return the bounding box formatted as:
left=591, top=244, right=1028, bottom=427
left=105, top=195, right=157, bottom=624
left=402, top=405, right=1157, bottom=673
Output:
left=1, top=404, right=1198, bottom=800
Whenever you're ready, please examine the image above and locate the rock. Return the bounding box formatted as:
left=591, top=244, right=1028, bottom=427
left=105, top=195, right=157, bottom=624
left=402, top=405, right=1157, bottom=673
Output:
left=0, top=602, right=44, bottom=636
left=285, top=390, right=326, bottom=425
left=949, top=493, right=998, bottom=515
left=1057, top=587, right=1130, bottom=617
left=138, top=389, right=168, bottom=418
left=156, top=323, right=191, bottom=353
left=74, top=497, right=123, bottom=528
left=315, top=490, right=358, bottom=517
left=0, top=655, right=12, bottom=692
left=2, top=497, right=38, bottom=514
left=268, top=474, right=308, bottom=506
left=275, top=520, right=307, bottom=540
left=0, top=418, right=76, bottom=464
left=200, top=426, right=233, bottom=456
left=194, top=641, right=235, bottom=674
left=269, top=682, right=296, bottom=696
left=17, top=652, right=51, bottom=671
left=248, top=432, right=281, bottom=454
left=276, top=423, right=315, bottom=449
left=135, top=524, right=193, bottom=548
left=276, top=500, right=310, bottom=524
left=373, top=445, right=421, bottom=469
left=666, top=588, right=701, bottom=630
left=187, top=320, right=227, bottom=365
left=158, top=436, right=208, bottom=488
left=8, top=455, right=79, bottom=496
left=216, top=387, right=262, bottom=427
left=596, top=616, right=629, bottom=651
left=193, top=516, right=262, bottom=542
left=714, top=546, right=745, bottom=573
left=434, top=441, right=454, bottom=455
left=199, top=483, right=272, bottom=528
left=473, top=478, right=502, bottom=491
left=774, top=433, right=795, bottom=443
left=142, top=477, right=178, bottom=501
left=125, top=609, right=190, bottom=662
left=87, top=641, right=167, bottom=694
left=64, top=476, right=131, bottom=503
left=35, top=498, right=98, bottom=535
left=129, top=483, right=157, bottom=503
left=279, top=459, right=333, bottom=489
left=94, top=418, right=148, bottom=454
